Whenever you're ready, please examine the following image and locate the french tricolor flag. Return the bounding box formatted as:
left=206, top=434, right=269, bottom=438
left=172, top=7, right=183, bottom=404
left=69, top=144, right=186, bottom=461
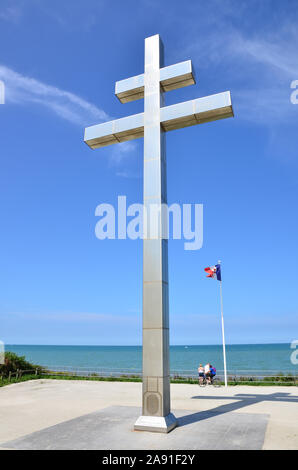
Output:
left=204, top=264, right=221, bottom=281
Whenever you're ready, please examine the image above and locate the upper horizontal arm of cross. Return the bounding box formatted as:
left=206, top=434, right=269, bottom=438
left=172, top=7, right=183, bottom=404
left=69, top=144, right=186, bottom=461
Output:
left=115, top=60, right=195, bottom=103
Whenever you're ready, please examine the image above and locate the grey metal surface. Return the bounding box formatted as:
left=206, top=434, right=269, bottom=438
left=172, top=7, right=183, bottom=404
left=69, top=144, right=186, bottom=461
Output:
left=84, top=91, right=233, bottom=149
left=3, top=406, right=269, bottom=450
left=115, top=60, right=195, bottom=103
left=161, top=91, right=233, bottom=131
left=141, top=34, right=172, bottom=425
left=84, top=112, right=144, bottom=149
left=83, top=33, right=234, bottom=431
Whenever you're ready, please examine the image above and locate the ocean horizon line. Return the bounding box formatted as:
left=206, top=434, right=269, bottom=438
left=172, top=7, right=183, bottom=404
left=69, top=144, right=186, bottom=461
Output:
left=5, top=343, right=296, bottom=373
left=5, top=342, right=291, bottom=347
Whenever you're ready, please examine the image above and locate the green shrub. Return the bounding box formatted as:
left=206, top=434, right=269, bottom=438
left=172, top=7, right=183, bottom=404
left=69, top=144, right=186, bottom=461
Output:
left=0, top=352, right=41, bottom=378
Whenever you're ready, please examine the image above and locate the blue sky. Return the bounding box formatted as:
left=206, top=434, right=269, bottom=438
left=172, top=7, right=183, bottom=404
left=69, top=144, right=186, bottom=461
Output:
left=0, top=0, right=297, bottom=345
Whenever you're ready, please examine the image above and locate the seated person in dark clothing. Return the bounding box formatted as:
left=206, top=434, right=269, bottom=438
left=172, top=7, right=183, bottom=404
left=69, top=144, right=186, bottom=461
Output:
left=210, top=365, right=216, bottom=381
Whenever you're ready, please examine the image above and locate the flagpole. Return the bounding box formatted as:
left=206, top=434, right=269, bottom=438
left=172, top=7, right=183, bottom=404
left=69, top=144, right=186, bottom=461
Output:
left=218, top=260, right=228, bottom=387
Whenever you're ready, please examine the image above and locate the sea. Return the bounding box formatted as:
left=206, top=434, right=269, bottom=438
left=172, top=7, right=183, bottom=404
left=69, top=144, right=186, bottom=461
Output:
left=5, top=343, right=297, bottom=376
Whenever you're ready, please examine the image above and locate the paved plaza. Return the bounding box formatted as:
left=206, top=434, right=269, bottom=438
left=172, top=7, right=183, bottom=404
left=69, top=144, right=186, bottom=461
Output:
left=0, top=380, right=297, bottom=450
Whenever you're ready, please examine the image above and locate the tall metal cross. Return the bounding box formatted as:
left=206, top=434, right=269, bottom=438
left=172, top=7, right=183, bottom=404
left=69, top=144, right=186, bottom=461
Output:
left=84, top=34, right=233, bottom=433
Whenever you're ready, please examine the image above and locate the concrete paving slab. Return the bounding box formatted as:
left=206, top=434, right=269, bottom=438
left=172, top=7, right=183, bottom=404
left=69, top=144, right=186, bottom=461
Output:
left=3, top=406, right=269, bottom=450
left=1, top=380, right=297, bottom=449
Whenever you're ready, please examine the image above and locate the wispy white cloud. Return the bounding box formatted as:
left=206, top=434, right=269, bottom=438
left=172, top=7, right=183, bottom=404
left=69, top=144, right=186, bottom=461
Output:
left=232, top=34, right=298, bottom=78
left=232, top=87, right=295, bottom=125
left=177, top=6, right=298, bottom=129
left=226, top=32, right=298, bottom=126
left=0, top=6, right=22, bottom=23
left=108, top=140, right=139, bottom=168
left=116, top=170, right=141, bottom=179
left=0, top=64, right=140, bottom=171
left=0, top=64, right=109, bottom=126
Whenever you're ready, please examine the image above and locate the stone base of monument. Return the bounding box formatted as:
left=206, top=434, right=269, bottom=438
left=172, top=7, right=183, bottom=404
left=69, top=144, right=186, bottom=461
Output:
left=134, top=413, right=177, bottom=433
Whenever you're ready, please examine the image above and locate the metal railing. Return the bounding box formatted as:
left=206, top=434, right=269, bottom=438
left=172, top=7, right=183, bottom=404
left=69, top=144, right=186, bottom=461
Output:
left=37, top=366, right=298, bottom=385
left=0, top=368, right=39, bottom=382
left=1, top=366, right=297, bottom=385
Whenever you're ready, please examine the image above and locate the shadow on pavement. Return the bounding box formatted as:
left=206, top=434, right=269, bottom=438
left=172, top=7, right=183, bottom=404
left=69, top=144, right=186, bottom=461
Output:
left=178, top=392, right=298, bottom=427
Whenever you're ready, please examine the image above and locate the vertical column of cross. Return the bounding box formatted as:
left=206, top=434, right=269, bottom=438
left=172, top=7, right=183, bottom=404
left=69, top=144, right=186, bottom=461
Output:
left=142, top=34, right=171, bottom=419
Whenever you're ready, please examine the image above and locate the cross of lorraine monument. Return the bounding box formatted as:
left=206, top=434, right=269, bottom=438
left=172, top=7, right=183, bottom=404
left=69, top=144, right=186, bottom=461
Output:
left=84, top=34, right=233, bottom=433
